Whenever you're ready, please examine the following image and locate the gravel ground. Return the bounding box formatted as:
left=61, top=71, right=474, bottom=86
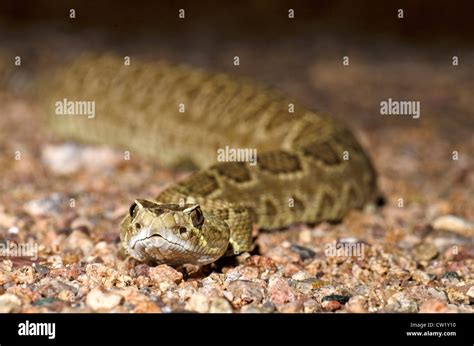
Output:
left=0, top=34, right=473, bottom=313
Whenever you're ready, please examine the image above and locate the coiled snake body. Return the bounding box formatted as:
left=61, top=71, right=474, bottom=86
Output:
left=38, top=55, right=377, bottom=265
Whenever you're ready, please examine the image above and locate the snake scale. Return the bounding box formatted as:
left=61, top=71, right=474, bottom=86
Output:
left=30, top=55, right=378, bottom=265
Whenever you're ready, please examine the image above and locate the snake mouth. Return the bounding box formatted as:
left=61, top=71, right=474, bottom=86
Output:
left=145, top=234, right=187, bottom=251
left=129, top=228, right=190, bottom=255
left=128, top=228, right=217, bottom=265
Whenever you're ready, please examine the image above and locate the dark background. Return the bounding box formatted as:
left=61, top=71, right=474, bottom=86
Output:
left=1, top=0, right=473, bottom=44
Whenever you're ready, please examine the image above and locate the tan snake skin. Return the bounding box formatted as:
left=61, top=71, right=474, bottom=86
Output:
left=35, top=55, right=377, bottom=265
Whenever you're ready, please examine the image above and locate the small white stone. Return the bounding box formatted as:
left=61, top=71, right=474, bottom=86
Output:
left=467, top=286, right=474, bottom=299
left=339, top=237, right=360, bottom=243
left=298, top=229, right=312, bottom=243
left=0, top=293, right=21, bottom=313
left=24, top=193, right=65, bottom=216
left=42, top=143, right=121, bottom=175
left=41, top=143, right=83, bottom=175
left=86, top=288, right=122, bottom=311
left=209, top=297, right=233, bottom=313
left=7, top=226, right=19, bottom=234
left=291, top=271, right=308, bottom=281
left=427, top=287, right=448, bottom=302
left=222, top=290, right=234, bottom=302
left=387, top=292, right=418, bottom=312
left=186, top=292, right=210, bottom=313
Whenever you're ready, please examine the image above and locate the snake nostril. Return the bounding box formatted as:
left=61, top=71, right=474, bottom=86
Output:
left=135, top=223, right=142, bottom=230
left=179, top=227, right=187, bottom=235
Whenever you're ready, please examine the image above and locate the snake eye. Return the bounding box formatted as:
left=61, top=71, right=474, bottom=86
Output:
left=129, top=203, right=139, bottom=218
left=190, top=208, right=204, bottom=228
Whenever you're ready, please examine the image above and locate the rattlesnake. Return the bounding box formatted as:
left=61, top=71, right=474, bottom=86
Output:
left=30, top=55, right=377, bottom=265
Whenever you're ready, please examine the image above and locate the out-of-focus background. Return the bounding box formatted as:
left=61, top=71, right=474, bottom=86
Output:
left=0, top=1, right=472, bottom=313
left=2, top=0, right=473, bottom=205
left=1, top=1, right=473, bottom=144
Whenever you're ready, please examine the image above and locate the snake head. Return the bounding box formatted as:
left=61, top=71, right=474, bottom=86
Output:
left=120, top=199, right=230, bottom=266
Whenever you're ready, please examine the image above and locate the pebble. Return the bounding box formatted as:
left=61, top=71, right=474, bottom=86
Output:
left=186, top=293, right=211, bottom=313
left=291, top=280, right=313, bottom=294
left=14, top=266, right=36, bottom=285
left=83, top=264, right=123, bottom=289
left=199, top=283, right=224, bottom=298
left=411, top=270, right=434, bottom=284
left=387, top=292, right=418, bottom=312
left=240, top=302, right=275, bottom=313
left=7, top=226, right=19, bottom=234
left=209, top=297, right=233, bottom=313
left=235, top=252, right=252, bottom=264
left=412, top=243, right=438, bottom=261
left=135, top=275, right=151, bottom=289
left=278, top=300, right=304, bottom=313
left=441, top=271, right=461, bottom=281
left=321, top=299, right=342, bottom=311
left=370, top=259, right=388, bottom=275
left=321, top=294, right=351, bottom=304
left=175, top=281, right=196, bottom=301
left=42, top=144, right=82, bottom=174
left=57, top=289, right=75, bottom=303
left=339, top=236, right=362, bottom=244
left=85, top=288, right=122, bottom=311
left=70, top=217, right=94, bottom=233
left=298, top=229, right=312, bottom=243
left=427, top=287, right=448, bottom=302
left=226, top=280, right=266, bottom=304
left=419, top=299, right=449, bottom=313
left=445, top=286, right=471, bottom=305
left=244, top=255, right=278, bottom=273
left=432, top=215, right=474, bottom=236
left=149, top=265, right=183, bottom=288
left=202, top=273, right=225, bottom=287
left=24, top=193, right=66, bottom=216
left=353, top=284, right=370, bottom=296
left=290, top=244, right=316, bottom=261
left=388, top=266, right=412, bottom=282
left=283, top=263, right=302, bottom=277
left=346, top=296, right=367, bottom=313
left=0, top=272, right=13, bottom=286
left=33, top=264, right=50, bottom=276
left=291, top=277, right=329, bottom=294
left=118, top=288, right=161, bottom=313
left=268, top=277, right=298, bottom=306
left=42, top=143, right=121, bottom=175
left=133, top=264, right=150, bottom=277
left=225, top=265, right=259, bottom=281
left=33, top=297, right=61, bottom=307
left=303, top=298, right=321, bottom=313
left=63, top=230, right=94, bottom=256
left=132, top=300, right=161, bottom=313
left=467, top=286, right=474, bottom=299
left=0, top=209, right=16, bottom=228
left=0, top=293, right=22, bottom=313
left=291, top=271, right=308, bottom=281
left=222, top=290, right=233, bottom=302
